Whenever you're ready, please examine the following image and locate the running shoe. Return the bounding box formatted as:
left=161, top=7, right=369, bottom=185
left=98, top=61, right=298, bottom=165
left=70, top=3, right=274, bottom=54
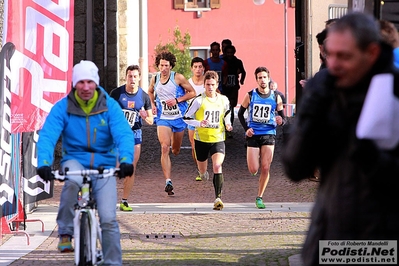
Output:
left=255, top=197, right=266, bottom=209
left=195, top=175, right=202, bottom=181
left=213, top=198, right=224, bottom=211
left=165, top=180, right=174, bottom=195
left=308, top=176, right=320, bottom=182
left=200, top=171, right=209, bottom=181
left=120, top=201, right=133, bottom=211
left=58, top=234, right=74, bottom=253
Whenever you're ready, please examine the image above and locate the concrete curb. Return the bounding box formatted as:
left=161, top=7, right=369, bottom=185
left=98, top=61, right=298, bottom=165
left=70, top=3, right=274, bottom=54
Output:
left=289, top=254, right=304, bottom=266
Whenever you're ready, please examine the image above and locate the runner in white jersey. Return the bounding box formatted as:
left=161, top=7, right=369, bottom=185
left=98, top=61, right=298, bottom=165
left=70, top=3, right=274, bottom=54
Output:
left=187, top=57, right=205, bottom=181
left=148, top=51, right=196, bottom=195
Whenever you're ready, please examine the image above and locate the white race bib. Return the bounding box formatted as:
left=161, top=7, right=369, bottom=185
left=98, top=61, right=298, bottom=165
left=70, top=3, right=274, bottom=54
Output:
left=123, top=109, right=138, bottom=127
left=161, top=100, right=180, bottom=116
left=252, top=103, right=272, bottom=123
left=203, top=108, right=220, bottom=128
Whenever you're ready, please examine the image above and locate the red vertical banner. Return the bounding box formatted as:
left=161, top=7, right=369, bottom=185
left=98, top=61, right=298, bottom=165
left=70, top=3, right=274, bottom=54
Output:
left=4, top=0, right=74, bottom=133
left=0, top=0, right=74, bottom=227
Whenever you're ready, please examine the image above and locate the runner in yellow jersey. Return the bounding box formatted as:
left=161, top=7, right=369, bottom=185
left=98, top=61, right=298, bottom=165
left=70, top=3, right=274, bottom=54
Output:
left=183, top=70, right=232, bottom=210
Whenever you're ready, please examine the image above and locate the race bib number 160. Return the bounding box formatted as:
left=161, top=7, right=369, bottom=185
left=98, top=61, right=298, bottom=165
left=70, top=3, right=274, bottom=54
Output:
left=161, top=101, right=180, bottom=116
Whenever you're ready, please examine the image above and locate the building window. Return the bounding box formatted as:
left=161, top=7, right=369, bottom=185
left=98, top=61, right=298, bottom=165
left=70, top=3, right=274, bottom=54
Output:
left=329, top=4, right=347, bottom=19
left=190, top=46, right=210, bottom=60
left=174, top=0, right=221, bottom=10
left=187, top=0, right=206, bottom=8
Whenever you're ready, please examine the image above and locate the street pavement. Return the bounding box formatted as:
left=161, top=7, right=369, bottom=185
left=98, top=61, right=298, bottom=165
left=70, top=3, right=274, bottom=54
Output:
left=1, top=119, right=319, bottom=265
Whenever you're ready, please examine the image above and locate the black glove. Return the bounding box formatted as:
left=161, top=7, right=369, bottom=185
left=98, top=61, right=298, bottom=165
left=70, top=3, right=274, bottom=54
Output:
left=119, top=163, right=134, bottom=179
left=37, top=166, right=53, bottom=183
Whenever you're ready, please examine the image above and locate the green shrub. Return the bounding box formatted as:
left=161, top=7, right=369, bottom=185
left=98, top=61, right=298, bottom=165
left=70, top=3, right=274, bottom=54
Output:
left=154, top=25, right=192, bottom=79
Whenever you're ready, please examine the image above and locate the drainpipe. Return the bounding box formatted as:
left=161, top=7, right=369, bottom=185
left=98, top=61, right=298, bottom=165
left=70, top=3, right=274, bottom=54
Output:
left=103, top=0, right=108, bottom=90
left=307, top=0, right=312, bottom=77
left=284, top=0, right=288, bottom=106
left=86, top=0, right=93, bottom=60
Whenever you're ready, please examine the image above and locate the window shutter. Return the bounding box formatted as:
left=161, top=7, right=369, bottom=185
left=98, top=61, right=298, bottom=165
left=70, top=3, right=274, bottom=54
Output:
left=174, top=0, right=185, bottom=9
left=210, top=0, right=221, bottom=8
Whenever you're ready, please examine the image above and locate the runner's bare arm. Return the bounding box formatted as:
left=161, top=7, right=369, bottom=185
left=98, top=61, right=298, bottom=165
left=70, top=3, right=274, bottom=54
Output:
left=175, top=73, right=196, bottom=102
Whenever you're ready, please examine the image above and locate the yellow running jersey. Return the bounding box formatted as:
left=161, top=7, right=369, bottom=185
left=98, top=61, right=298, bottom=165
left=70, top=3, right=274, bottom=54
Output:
left=193, top=94, right=230, bottom=143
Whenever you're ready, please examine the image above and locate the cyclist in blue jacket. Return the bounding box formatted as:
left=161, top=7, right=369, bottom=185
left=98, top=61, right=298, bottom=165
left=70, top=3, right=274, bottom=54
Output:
left=37, top=60, right=134, bottom=266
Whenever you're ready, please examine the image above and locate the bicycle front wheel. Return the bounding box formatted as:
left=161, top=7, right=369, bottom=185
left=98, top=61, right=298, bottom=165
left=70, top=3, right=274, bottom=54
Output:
left=79, top=212, right=92, bottom=266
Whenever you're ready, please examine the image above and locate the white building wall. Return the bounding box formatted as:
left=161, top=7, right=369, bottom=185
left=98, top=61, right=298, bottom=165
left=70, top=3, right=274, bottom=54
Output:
left=306, top=0, right=348, bottom=77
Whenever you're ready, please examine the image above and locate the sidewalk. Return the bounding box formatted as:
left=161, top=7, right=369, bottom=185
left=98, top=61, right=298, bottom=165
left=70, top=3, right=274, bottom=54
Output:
left=0, top=205, right=58, bottom=266
left=1, top=202, right=310, bottom=266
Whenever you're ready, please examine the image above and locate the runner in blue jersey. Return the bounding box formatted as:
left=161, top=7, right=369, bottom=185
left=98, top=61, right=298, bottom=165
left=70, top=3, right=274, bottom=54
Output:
left=110, top=64, right=153, bottom=211
left=148, top=51, right=196, bottom=195
left=237, top=66, right=285, bottom=209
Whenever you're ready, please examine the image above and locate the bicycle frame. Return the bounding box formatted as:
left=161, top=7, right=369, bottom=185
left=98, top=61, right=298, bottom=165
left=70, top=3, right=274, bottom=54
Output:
left=53, top=168, right=118, bottom=266
left=73, top=207, right=102, bottom=265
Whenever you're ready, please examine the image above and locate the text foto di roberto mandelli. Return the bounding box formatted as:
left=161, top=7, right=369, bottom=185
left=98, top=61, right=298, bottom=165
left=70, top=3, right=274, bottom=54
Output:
left=319, top=240, right=397, bottom=265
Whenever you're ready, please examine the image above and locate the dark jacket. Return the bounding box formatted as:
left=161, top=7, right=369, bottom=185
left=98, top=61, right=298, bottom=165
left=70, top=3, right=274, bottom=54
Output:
left=282, top=43, right=399, bottom=265
left=222, top=55, right=246, bottom=91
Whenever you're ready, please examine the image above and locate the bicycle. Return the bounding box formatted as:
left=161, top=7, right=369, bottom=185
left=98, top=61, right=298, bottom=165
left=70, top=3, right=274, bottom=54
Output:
left=52, top=167, right=119, bottom=266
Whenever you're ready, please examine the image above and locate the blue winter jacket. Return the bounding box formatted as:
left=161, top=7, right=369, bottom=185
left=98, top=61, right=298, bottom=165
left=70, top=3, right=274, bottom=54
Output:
left=37, top=87, right=134, bottom=169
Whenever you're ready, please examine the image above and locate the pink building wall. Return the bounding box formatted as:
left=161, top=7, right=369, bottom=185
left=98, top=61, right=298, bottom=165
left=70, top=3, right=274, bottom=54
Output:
left=147, top=0, right=296, bottom=107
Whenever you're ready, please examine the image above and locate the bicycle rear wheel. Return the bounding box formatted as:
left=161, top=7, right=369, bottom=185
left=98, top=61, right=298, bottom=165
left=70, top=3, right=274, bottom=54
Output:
left=79, top=212, right=92, bottom=266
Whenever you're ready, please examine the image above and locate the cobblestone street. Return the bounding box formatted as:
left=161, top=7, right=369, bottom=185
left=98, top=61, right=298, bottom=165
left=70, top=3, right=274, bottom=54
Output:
left=5, top=119, right=319, bottom=266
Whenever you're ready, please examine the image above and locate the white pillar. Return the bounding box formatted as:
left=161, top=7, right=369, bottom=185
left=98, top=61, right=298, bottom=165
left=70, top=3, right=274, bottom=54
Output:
left=139, top=0, right=149, bottom=92
left=126, top=1, right=149, bottom=91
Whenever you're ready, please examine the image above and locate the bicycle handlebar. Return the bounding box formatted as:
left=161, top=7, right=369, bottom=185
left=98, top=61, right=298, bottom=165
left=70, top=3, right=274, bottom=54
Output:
left=52, top=167, right=119, bottom=181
